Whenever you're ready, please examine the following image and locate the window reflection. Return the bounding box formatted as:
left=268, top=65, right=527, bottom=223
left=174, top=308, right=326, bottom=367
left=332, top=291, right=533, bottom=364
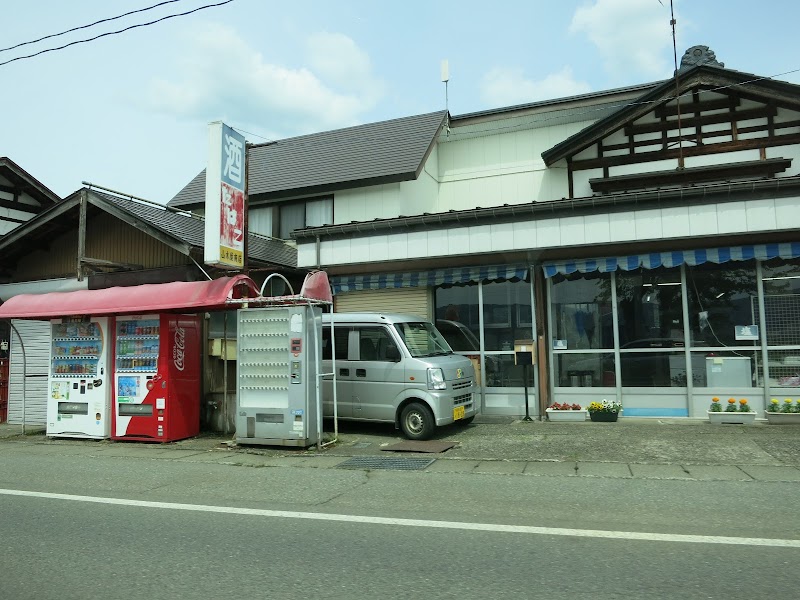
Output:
left=484, top=354, right=534, bottom=387
left=555, top=353, right=616, bottom=387
left=620, top=351, right=687, bottom=387
left=762, top=258, right=800, bottom=347
left=481, top=280, right=533, bottom=351
left=685, top=262, right=757, bottom=347
left=616, top=267, right=683, bottom=348
left=550, top=271, right=614, bottom=349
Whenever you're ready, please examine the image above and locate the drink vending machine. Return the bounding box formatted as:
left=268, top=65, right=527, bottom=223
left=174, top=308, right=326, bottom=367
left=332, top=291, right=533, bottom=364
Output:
left=47, top=317, right=111, bottom=438
left=235, top=305, right=322, bottom=447
left=113, top=314, right=200, bottom=442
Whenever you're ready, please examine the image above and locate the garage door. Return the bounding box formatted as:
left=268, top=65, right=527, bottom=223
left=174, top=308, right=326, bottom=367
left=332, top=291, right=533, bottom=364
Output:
left=334, top=287, right=431, bottom=318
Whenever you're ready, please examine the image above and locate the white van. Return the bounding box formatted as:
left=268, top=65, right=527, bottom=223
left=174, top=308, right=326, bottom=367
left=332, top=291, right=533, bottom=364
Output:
left=321, top=313, right=478, bottom=440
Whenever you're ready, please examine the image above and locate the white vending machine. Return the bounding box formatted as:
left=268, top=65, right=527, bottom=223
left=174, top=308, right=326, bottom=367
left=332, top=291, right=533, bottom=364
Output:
left=236, top=305, right=322, bottom=447
left=47, top=317, right=112, bottom=438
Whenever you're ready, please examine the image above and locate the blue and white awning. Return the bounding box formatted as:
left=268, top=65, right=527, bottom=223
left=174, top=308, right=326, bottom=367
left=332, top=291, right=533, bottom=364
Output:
left=542, top=242, right=800, bottom=278
left=332, top=265, right=528, bottom=295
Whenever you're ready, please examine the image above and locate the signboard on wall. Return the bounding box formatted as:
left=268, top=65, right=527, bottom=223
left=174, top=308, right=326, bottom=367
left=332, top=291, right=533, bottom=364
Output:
left=204, top=121, right=246, bottom=269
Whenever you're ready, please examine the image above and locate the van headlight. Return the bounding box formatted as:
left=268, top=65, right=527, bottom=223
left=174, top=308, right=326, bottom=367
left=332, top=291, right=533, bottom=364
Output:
left=427, top=367, right=446, bottom=390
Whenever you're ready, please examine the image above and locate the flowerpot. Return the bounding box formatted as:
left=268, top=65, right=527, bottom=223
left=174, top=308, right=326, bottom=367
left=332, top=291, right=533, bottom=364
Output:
left=764, top=411, right=800, bottom=425
left=706, top=410, right=757, bottom=425
left=546, top=408, right=587, bottom=422
left=589, top=411, right=619, bottom=422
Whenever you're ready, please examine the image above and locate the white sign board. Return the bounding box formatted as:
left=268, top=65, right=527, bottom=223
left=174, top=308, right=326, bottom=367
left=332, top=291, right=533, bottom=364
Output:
left=204, top=121, right=246, bottom=269
left=734, top=325, right=759, bottom=341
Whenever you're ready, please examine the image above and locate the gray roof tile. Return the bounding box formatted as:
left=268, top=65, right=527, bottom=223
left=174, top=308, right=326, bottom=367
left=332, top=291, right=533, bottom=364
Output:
left=169, top=110, right=447, bottom=208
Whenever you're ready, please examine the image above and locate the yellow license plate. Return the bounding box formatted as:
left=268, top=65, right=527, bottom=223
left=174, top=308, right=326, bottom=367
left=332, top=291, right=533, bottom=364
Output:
left=453, top=405, right=465, bottom=420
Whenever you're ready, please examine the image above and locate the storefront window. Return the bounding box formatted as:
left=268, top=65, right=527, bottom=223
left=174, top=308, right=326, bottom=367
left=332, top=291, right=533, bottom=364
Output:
left=481, top=279, right=533, bottom=351
left=550, top=271, right=614, bottom=349
left=555, top=353, right=616, bottom=387
left=762, top=258, right=800, bottom=347
left=620, top=351, right=686, bottom=387
left=616, top=267, right=684, bottom=348
left=685, top=261, right=757, bottom=347
left=692, top=350, right=758, bottom=387
left=434, top=284, right=480, bottom=351
left=483, top=354, right=534, bottom=388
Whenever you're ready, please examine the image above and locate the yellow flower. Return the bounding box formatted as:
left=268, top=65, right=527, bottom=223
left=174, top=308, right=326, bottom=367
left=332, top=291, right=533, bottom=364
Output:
left=785, top=399, right=793, bottom=405
left=727, top=398, right=736, bottom=404
left=771, top=398, right=779, bottom=405
left=739, top=399, right=748, bottom=406
left=712, top=397, right=720, bottom=402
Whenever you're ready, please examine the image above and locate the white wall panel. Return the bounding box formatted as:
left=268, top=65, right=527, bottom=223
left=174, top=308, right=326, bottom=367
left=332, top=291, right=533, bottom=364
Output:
left=367, top=235, right=390, bottom=261
left=774, top=196, right=800, bottom=228
left=490, top=222, right=516, bottom=251
left=634, top=209, right=663, bottom=240
left=511, top=220, right=537, bottom=249
left=661, top=206, right=691, bottom=238
left=297, top=243, right=317, bottom=268
left=387, top=233, right=408, bottom=260
left=535, top=217, right=561, bottom=247
left=427, top=230, right=448, bottom=257
left=717, top=201, right=747, bottom=234
left=584, top=213, right=611, bottom=244
left=406, top=231, right=429, bottom=258
left=468, top=225, right=492, bottom=253
left=745, top=199, right=777, bottom=231
left=609, top=213, right=637, bottom=242
left=447, top=228, right=470, bottom=255
left=688, top=204, right=720, bottom=236
left=559, top=216, right=586, bottom=245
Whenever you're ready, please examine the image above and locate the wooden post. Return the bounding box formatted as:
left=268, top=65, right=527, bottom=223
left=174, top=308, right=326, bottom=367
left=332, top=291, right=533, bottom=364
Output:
left=533, top=266, right=549, bottom=417
left=77, top=189, right=87, bottom=281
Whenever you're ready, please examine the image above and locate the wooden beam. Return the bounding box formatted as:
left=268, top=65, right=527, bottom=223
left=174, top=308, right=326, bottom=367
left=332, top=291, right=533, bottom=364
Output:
left=572, top=131, right=800, bottom=171
left=77, top=190, right=87, bottom=281
left=655, top=96, right=738, bottom=118
left=81, top=256, right=144, bottom=271
left=625, top=105, right=777, bottom=136
left=0, top=197, right=41, bottom=214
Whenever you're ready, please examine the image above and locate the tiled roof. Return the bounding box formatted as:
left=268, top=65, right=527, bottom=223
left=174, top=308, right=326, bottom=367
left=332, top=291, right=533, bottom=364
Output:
left=169, top=111, right=447, bottom=208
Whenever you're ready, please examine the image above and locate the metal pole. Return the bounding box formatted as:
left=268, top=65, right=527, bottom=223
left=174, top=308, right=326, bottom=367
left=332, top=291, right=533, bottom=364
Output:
left=223, top=311, right=228, bottom=436
left=9, top=322, right=26, bottom=435
left=522, top=363, right=532, bottom=421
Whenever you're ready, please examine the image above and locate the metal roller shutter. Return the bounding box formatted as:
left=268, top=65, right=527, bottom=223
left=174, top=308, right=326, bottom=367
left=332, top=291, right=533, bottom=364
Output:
left=8, top=319, right=50, bottom=425
left=335, top=287, right=431, bottom=319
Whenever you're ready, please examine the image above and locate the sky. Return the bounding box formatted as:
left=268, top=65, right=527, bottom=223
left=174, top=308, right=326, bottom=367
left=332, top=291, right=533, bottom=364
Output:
left=3, top=0, right=800, bottom=205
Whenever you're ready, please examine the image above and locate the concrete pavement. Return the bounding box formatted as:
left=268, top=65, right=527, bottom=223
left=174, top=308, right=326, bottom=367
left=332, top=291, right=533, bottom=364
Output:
left=1, top=416, right=799, bottom=482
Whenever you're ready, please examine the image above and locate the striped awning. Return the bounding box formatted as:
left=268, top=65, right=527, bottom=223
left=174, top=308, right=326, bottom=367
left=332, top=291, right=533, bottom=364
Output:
left=543, top=242, right=800, bottom=278
left=332, top=265, right=528, bottom=294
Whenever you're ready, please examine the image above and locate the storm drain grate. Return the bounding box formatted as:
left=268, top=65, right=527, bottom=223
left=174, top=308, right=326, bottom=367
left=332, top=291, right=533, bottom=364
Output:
left=336, top=456, right=436, bottom=471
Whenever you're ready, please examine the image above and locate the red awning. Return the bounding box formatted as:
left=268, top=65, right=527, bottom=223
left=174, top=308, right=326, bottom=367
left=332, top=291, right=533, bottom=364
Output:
left=0, top=275, right=259, bottom=319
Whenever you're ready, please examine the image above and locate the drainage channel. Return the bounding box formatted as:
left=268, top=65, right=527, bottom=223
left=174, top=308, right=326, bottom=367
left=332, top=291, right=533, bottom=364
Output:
left=336, top=456, right=436, bottom=471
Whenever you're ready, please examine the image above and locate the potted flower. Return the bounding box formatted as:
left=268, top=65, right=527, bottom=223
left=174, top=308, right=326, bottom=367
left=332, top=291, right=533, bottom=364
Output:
left=546, top=402, right=587, bottom=422
left=707, top=397, right=757, bottom=425
left=587, top=399, right=622, bottom=422
left=765, top=398, right=800, bottom=424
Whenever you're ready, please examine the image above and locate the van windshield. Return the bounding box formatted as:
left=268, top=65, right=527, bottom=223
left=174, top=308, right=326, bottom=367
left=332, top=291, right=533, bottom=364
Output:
left=393, top=322, right=453, bottom=358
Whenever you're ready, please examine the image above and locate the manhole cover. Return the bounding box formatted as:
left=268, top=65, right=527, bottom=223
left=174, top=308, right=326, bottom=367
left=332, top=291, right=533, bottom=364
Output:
left=336, top=456, right=436, bottom=471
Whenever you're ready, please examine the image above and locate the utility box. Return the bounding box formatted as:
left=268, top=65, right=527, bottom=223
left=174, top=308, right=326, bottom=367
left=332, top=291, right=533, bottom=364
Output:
left=514, top=339, right=535, bottom=366
left=235, top=305, right=322, bottom=447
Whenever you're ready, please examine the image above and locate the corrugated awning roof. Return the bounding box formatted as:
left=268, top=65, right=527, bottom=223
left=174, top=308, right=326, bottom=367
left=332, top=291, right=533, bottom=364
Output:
left=0, top=275, right=259, bottom=319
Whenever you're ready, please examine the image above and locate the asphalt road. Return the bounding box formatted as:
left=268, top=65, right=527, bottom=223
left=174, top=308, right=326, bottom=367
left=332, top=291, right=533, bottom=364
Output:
left=1, top=447, right=798, bottom=599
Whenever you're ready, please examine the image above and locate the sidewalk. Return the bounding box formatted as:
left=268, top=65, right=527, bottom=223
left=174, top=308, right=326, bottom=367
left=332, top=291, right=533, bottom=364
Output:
left=1, top=417, right=799, bottom=482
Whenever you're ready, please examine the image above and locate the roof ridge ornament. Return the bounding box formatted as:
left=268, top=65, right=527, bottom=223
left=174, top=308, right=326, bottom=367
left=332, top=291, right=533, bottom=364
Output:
left=678, top=45, right=724, bottom=72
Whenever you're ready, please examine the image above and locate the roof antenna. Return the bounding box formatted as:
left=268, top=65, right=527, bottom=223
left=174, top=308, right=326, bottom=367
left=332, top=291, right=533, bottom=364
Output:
left=441, top=59, right=451, bottom=137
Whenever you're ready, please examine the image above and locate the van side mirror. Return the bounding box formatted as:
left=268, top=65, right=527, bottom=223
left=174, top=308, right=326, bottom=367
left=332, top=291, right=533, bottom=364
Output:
left=385, top=345, right=401, bottom=362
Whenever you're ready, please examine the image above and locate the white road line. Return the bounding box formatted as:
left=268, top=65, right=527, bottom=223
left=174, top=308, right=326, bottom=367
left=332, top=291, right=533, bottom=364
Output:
left=2, top=487, right=798, bottom=548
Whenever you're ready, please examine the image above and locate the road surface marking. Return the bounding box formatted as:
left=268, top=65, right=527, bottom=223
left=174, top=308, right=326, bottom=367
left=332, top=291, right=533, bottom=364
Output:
left=1, top=487, right=798, bottom=548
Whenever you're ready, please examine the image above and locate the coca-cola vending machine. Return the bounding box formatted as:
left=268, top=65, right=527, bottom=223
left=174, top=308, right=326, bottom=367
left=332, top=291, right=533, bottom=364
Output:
left=112, top=313, right=200, bottom=442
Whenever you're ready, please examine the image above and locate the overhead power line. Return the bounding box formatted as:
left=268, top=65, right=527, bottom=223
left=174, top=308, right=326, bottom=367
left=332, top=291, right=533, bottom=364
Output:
left=0, top=0, right=187, bottom=54
left=0, top=0, right=235, bottom=68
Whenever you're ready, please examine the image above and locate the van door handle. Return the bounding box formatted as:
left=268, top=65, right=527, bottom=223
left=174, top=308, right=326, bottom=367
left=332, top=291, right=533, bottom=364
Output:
left=356, top=369, right=367, bottom=377
left=339, top=368, right=349, bottom=376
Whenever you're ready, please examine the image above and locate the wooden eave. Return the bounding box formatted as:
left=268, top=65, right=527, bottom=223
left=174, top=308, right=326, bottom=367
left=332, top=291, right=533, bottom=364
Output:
left=589, top=158, right=792, bottom=194
left=541, top=65, right=800, bottom=167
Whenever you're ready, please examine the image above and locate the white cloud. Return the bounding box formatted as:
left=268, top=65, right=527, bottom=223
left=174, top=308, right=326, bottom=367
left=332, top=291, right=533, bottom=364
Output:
left=145, top=24, right=384, bottom=136
left=481, top=66, right=592, bottom=107
left=570, top=0, right=673, bottom=80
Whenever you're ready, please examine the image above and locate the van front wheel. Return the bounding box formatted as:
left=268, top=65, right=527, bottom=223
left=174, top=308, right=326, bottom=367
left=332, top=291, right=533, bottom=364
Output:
left=400, top=402, right=435, bottom=440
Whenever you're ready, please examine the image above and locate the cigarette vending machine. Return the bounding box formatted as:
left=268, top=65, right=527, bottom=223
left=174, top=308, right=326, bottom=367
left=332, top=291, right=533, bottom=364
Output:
left=236, top=305, right=322, bottom=447
left=113, top=314, right=200, bottom=442
left=47, top=317, right=111, bottom=438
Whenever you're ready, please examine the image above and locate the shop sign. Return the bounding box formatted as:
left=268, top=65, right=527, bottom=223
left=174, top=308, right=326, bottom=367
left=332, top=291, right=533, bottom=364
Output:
left=204, top=121, right=246, bottom=269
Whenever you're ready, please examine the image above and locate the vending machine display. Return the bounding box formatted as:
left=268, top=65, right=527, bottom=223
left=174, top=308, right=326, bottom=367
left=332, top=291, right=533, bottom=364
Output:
left=236, top=305, right=322, bottom=447
left=113, top=314, right=200, bottom=442
left=47, top=317, right=111, bottom=438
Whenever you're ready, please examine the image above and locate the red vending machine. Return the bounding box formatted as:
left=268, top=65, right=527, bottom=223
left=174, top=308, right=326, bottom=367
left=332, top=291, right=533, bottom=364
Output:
left=112, top=313, right=201, bottom=442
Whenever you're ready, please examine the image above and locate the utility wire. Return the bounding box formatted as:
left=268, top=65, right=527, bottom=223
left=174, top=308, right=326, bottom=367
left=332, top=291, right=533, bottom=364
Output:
left=0, top=0, right=235, bottom=68
left=0, top=0, right=187, bottom=54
